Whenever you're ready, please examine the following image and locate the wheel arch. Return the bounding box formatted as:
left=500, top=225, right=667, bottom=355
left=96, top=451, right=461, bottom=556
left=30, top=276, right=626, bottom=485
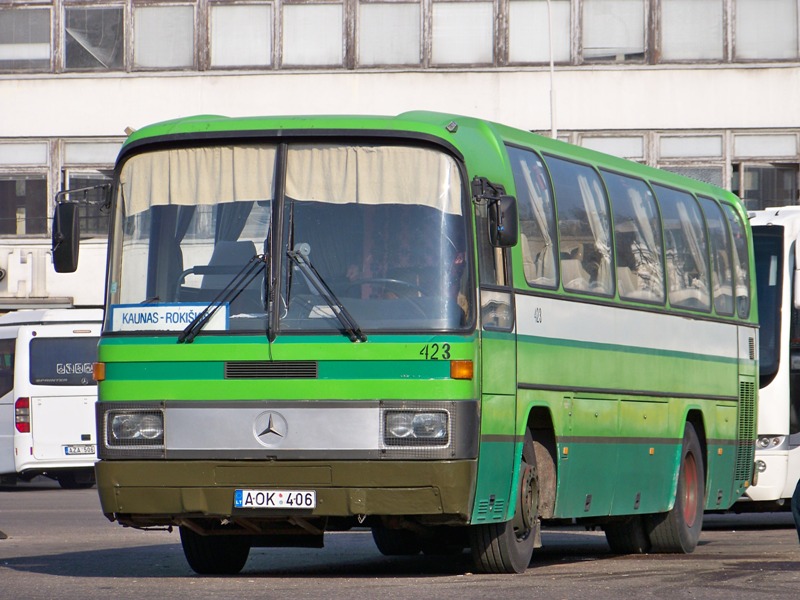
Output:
left=685, top=409, right=708, bottom=487
left=525, top=405, right=557, bottom=519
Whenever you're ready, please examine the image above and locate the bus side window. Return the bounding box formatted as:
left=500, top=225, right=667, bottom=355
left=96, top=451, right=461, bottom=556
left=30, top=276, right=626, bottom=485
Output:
left=601, top=170, right=665, bottom=304
left=722, top=204, right=752, bottom=319
left=506, top=146, right=557, bottom=288
left=653, top=185, right=711, bottom=312
left=698, top=197, right=735, bottom=316
left=0, top=339, right=14, bottom=397
left=544, top=155, right=613, bottom=296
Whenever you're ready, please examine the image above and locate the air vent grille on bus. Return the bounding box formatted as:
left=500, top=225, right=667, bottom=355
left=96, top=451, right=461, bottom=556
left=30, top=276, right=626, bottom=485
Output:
left=224, top=361, right=318, bottom=379
left=749, top=337, right=755, bottom=361
left=735, top=380, right=756, bottom=482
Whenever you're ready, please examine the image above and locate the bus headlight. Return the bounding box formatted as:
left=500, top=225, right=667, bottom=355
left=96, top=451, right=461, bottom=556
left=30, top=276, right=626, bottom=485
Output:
left=384, top=411, right=448, bottom=446
left=756, top=435, right=784, bottom=449
left=108, top=410, right=164, bottom=445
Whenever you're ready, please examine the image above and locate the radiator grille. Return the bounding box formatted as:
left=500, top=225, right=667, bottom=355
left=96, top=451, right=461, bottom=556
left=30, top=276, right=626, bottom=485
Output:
left=735, top=380, right=756, bottom=481
left=224, top=361, right=318, bottom=379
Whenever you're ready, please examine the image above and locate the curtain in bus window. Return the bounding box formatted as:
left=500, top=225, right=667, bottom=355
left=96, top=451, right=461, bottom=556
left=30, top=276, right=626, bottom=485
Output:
left=119, top=145, right=277, bottom=215
left=698, top=197, right=734, bottom=316
left=285, top=145, right=462, bottom=215
left=722, top=204, right=752, bottom=319
left=507, top=147, right=556, bottom=287
left=656, top=186, right=711, bottom=311
left=601, top=169, right=664, bottom=303
left=577, top=174, right=612, bottom=294
left=546, top=155, right=613, bottom=295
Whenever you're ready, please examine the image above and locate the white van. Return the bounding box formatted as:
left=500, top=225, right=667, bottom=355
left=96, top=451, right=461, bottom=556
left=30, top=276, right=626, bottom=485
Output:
left=0, top=308, right=102, bottom=488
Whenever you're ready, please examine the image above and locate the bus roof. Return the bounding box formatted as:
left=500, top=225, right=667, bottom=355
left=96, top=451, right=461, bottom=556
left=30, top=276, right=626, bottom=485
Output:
left=120, top=111, right=742, bottom=210
left=0, top=308, right=104, bottom=328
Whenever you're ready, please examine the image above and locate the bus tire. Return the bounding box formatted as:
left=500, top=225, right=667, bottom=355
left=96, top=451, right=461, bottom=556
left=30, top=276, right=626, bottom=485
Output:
left=57, top=469, right=95, bottom=489
left=646, top=422, right=705, bottom=553
left=604, top=516, right=651, bottom=554
left=371, top=525, right=422, bottom=556
left=179, top=526, right=251, bottom=575
left=469, top=430, right=538, bottom=574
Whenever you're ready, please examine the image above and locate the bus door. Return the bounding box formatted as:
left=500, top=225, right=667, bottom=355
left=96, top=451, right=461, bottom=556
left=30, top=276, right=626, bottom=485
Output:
left=14, top=324, right=99, bottom=469
left=471, top=183, right=519, bottom=522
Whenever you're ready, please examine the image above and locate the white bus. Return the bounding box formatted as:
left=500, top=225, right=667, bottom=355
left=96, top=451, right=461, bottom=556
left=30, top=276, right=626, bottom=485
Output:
left=0, top=308, right=102, bottom=488
left=746, top=208, right=800, bottom=508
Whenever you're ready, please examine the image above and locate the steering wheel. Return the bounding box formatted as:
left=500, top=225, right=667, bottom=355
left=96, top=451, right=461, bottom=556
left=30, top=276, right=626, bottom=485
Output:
left=344, top=277, right=425, bottom=299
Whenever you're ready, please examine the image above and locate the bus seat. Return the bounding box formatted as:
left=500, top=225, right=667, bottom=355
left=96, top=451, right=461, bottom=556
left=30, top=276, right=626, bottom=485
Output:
left=561, top=259, right=590, bottom=291
left=201, top=241, right=258, bottom=290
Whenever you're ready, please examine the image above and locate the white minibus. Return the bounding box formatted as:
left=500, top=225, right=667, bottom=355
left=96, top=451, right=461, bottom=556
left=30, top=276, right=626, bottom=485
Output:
left=0, top=308, right=102, bottom=488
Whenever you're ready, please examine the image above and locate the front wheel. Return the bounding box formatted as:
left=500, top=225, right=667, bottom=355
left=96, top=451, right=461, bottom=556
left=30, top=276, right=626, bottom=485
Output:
left=179, top=526, right=251, bottom=575
left=469, top=430, right=539, bottom=574
left=646, top=422, right=705, bottom=553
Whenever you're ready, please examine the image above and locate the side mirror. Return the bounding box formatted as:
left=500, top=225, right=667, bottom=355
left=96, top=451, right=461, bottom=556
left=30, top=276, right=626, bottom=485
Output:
left=489, top=195, right=519, bottom=248
left=52, top=202, right=80, bottom=273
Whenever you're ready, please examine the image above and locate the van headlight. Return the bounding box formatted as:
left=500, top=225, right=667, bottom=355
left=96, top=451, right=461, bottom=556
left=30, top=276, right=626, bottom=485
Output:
left=107, top=410, right=164, bottom=446
left=384, top=411, right=449, bottom=446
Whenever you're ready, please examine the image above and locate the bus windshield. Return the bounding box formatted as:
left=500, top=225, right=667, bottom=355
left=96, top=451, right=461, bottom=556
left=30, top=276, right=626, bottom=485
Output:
left=29, top=337, right=98, bottom=386
left=753, top=227, right=783, bottom=385
left=107, top=142, right=472, bottom=334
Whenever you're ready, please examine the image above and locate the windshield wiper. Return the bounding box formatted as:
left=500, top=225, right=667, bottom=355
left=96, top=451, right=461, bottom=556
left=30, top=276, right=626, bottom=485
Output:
left=286, top=247, right=367, bottom=343
left=178, top=254, right=267, bottom=344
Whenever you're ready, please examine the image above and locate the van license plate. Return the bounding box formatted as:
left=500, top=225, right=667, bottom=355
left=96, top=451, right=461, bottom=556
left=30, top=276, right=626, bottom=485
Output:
left=64, top=444, right=95, bottom=455
left=234, top=489, right=316, bottom=509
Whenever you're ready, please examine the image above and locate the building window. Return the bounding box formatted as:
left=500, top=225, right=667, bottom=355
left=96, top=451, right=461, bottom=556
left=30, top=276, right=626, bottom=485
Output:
left=431, top=2, right=494, bottom=65
left=0, top=175, right=47, bottom=236
left=661, top=0, right=723, bottom=61
left=64, top=6, right=125, bottom=71
left=282, top=3, right=343, bottom=66
left=134, top=5, right=195, bottom=69
left=732, top=163, right=799, bottom=210
left=508, top=0, right=571, bottom=64
left=581, top=136, right=644, bottom=160
left=359, top=2, right=420, bottom=66
left=0, top=8, right=51, bottom=71
left=661, top=166, right=724, bottom=187
left=64, top=171, right=112, bottom=237
left=210, top=3, right=272, bottom=68
left=735, top=0, right=799, bottom=60
left=582, top=0, right=645, bottom=62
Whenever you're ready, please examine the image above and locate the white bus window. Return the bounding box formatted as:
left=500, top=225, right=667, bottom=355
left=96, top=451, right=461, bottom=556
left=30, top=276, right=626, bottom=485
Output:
left=602, top=170, right=665, bottom=303
left=698, top=196, right=734, bottom=316
left=0, top=339, right=13, bottom=397
left=507, top=146, right=557, bottom=288
left=722, top=204, right=752, bottom=319
left=545, top=155, right=613, bottom=296
left=654, top=185, right=710, bottom=312
left=29, top=337, right=98, bottom=387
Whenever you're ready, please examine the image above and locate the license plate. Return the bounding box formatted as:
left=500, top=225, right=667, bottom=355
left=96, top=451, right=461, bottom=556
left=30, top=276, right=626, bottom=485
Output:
left=64, top=444, right=96, bottom=455
left=234, top=489, right=316, bottom=509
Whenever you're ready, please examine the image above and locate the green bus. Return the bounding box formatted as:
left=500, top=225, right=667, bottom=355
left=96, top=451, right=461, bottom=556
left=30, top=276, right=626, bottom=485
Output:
left=52, top=112, right=757, bottom=574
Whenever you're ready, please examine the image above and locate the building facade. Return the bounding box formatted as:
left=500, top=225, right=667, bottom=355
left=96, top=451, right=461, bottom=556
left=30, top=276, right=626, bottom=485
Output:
left=1, top=0, right=799, bottom=308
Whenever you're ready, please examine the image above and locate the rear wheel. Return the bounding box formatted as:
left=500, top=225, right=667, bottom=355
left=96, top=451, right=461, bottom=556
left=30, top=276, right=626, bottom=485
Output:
left=56, top=469, right=95, bottom=490
left=371, top=525, right=422, bottom=556
left=469, top=430, right=539, bottom=574
left=646, top=422, right=705, bottom=553
left=604, top=516, right=651, bottom=554
left=179, top=526, right=251, bottom=575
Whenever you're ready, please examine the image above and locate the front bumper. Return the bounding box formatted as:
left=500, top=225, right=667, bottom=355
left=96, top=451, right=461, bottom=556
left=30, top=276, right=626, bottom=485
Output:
left=96, top=459, right=477, bottom=528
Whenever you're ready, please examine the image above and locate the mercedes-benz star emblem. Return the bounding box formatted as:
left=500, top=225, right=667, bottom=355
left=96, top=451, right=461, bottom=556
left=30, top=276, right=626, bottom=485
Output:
left=253, top=411, right=288, bottom=447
